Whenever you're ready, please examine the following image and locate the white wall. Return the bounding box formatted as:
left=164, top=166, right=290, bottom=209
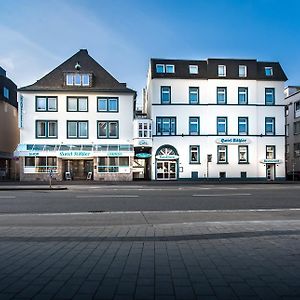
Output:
left=19, top=91, right=134, bottom=145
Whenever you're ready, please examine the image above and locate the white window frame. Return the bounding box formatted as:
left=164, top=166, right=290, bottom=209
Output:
left=265, top=67, right=273, bottom=76
left=166, top=64, right=175, bottom=73
left=218, top=65, right=226, bottom=77
left=189, top=65, right=198, bottom=74
left=239, top=65, right=247, bottom=77
left=156, top=64, right=165, bottom=73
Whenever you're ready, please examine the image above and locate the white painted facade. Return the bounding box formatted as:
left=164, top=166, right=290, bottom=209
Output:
left=145, top=60, right=287, bottom=181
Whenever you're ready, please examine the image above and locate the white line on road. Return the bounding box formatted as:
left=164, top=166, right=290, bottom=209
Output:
left=0, top=196, right=16, bottom=199
left=193, top=193, right=252, bottom=197
left=76, top=195, right=139, bottom=198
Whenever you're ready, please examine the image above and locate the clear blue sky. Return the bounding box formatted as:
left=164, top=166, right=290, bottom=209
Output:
left=0, top=0, right=299, bottom=102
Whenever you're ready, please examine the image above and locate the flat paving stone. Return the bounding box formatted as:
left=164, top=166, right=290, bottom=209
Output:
left=0, top=220, right=299, bottom=299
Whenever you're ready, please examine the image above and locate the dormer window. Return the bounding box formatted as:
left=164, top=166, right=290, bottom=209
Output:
left=239, top=65, right=247, bottom=77
left=156, top=64, right=165, bottom=73
left=66, top=73, right=91, bottom=86
left=189, top=65, right=198, bottom=74
left=265, top=67, right=273, bottom=76
left=218, top=65, right=226, bottom=77
left=166, top=65, right=175, bottom=73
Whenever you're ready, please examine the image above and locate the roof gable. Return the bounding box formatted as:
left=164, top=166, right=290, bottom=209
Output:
left=19, top=49, right=135, bottom=94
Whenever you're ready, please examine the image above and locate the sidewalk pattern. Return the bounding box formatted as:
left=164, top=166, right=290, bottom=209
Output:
left=0, top=221, right=299, bottom=299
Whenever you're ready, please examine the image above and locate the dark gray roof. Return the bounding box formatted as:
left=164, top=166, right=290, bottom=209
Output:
left=19, top=49, right=136, bottom=94
left=151, top=58, right=288, bottom=81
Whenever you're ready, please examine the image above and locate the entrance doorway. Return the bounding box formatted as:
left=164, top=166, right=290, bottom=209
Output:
left=266, top=164, right=275, bottom=181
left=156, top=161, right=177, bottom=180
left=63, top=160, right=93, bottom=180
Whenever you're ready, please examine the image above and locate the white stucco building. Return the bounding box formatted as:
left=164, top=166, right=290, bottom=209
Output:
left=144, top=58, right=287, bottom=181
left=16, top=49, right=136, bottom=181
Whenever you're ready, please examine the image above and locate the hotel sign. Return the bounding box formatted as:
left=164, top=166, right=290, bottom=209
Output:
left=216, top=138, right=250, bottom=145
left=18, top=95, right=24, bottom=128
left=156, top=155, right=179, bottom=160
left=58, top=151, right=93, bottom=157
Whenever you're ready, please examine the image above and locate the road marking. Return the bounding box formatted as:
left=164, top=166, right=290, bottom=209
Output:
left=193, top=193, right=252, bottom=197
left=0, top=196, right=16, bottom=199
left=76, top=195, right=139, bottom=198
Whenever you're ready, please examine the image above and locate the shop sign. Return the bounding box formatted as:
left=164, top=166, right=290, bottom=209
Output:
left=136, top=153, right=152, bottom=158
left=216, top=138, right=250, bottom=144
left=156, top=155, right=179, bottom=160
left=58, top=151, right=92, bottom=157
left=28, top=152, right=40, bottom=156
left=260, top=159, right=282, bottom=164
left=107, top=151, right=123, bottom=157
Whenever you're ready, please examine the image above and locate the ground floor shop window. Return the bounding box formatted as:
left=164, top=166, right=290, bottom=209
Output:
left=97, top=156, right=129, bottom=173
left=24, top=156, right=57, bottom=173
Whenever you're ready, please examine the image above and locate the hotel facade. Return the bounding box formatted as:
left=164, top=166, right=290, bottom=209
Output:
left=16, top=50, right=136, bottom=181
left=144, top=58, right=287, bottom=181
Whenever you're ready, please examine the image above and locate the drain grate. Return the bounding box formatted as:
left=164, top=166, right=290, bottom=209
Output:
left=88, top=210, right=105, bottom=213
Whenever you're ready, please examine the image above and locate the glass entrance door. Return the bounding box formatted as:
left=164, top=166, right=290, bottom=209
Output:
left=156, top=161, right=177, bottom=180
left=266, top=164, right=275, bottom=181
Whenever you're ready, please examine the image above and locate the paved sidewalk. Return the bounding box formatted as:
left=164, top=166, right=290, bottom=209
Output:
left=0, top=220, right=299, bottom=299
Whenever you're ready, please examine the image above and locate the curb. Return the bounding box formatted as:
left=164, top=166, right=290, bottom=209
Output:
left=0, top=187, right=68, bottom=191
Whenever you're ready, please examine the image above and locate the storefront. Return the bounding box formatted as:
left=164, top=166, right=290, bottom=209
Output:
left=15, top=144, right=134, bottom=181
left=155, top=145, right=179, bottom=180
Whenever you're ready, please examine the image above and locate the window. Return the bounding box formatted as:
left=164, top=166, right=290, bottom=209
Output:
left=294, top=121, right=300, bottom=135
left=24, top=156, right=57, bottom=173
left=166, top=65, right=175, bottom=73
left=239, top=65, right=247, bottom=77
left=36, top=97, right=57, bottom=112
left=65, top=73, right=91, bottom=86
left=36, top=121, right=58, bottom=138
left=67, top=121, right=88, bottom=138
left=97, top=121, right=119, bottom=139
left=189, top=65, right=198, bottom=74
left=265, top=88, right=275, bottom=105
left=238, top=117, right=248, bottom=135
left=97, top=97, right=119, bottom=112
left=156, top=64, right=165, bottom=73
left=97, top=156, right=129, bottom=173
left=266, top=146, right=275, bottom=159
left=294, top=143, right=300, bottom=157
left=238, top=145, right=248, bottom=163
left=217, top=87, right=227, bottom=104
left=156, top=117, right=176, bottom=135
left=138, top=122, right=152, bottom=138
left=295, top=101, right=300, bottom=118
left=189, top=87, right=199, bottom=104
left=3, top=87, right=9, bottom=99
left=265, top=67, right=273, bottom=76
left=238, top=87, right=248, bottom=104
left=217, top=117, right=227, bottom=135
left=286, top=124, right=289, bottom=137
left=218, top=65, right=226, bottom=77
left=190, top=146, right=200, bottom=164
left=67, top=97, right=88, bottom=112
left=189, top=117, right=200, bottom=135
left=217, top=145, right=228, bottom=163
left=265, top=117, right=275, bottom=135
left=161, top=86, right=171, bottom=104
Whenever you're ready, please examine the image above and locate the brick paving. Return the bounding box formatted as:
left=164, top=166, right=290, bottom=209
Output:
left=0, top=221, right=299, bottom=299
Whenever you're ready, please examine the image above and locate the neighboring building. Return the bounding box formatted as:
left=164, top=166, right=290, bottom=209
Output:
left=144, top=58, right=287, bottom=181
left=284, top=86, right=300, bottom=179
left=0, top=67, right=19, bottom=180
left=15, top=49, right=136, bottom=181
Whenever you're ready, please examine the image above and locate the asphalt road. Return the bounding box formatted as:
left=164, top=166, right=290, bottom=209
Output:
left=0, top=184, right=299, bottom=214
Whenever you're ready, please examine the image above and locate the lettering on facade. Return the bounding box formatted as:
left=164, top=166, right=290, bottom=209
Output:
left=18, top=95, right=24, bottom=128
left=58, top=151, right=92, bottom=157
left=216, top=138, right=250, bottom=144
left=261, top=159, right=282, bottom=164
left=138, top=140, right=149, bottom=146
